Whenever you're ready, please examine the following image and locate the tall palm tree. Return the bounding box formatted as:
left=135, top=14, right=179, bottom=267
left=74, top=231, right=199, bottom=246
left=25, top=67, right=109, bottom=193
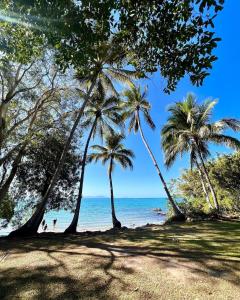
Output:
left=65, top=82, right=123, bottom=233
left=162, top=93, right=240, bottom=211
left=122, top=85, right=185, bottom=220
left=9, top=41, right=138, bottom=237
left=89, top=134, right=134, bottom=229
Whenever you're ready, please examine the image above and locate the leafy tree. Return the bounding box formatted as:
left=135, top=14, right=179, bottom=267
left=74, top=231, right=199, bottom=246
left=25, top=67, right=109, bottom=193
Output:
left=122, top=85, right=185, bottom=220
left=162, top=94, right=240, bottom=211
left=90, top=134, right=134, bottom=229
left=1, top=1, right=224, bottom=92
left=210, top=152, right=240, bottom=211
left=172, top=152, right=240, bottom=215
left=65, top=82, right=123, bottom=233
left=13, top=127, right=81, bottom=226
left=0, top=193, right=14, bottom=227
left=0, top=64, right=64, bottom=203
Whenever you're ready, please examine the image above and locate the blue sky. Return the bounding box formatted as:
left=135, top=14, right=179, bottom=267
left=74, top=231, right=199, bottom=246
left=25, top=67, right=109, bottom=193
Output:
left=83, top=1, right=240, bottom=198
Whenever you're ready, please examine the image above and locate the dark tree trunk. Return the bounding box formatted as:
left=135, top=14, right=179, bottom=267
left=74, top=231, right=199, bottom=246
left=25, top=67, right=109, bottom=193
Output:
left=65, top=118, right=97, bottom=234
left=136, top=111, right=185, bottom=221
left=8, top=79, right=97, bottom=237
left=0, top=102, right=8, bottom=152
left=109, top=158, right=121, bottom=229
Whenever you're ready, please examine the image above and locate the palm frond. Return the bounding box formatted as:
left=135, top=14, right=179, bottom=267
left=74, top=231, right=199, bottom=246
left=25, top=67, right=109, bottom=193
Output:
left=210, top=134, right=240, bottom=150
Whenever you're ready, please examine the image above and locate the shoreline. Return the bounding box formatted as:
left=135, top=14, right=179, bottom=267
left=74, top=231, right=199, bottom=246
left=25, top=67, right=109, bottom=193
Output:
left=0, top=220, right=165, bottom=238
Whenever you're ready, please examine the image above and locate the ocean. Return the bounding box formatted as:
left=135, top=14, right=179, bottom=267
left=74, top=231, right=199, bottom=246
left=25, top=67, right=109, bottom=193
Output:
left=0, top=197, right=169, bottom=236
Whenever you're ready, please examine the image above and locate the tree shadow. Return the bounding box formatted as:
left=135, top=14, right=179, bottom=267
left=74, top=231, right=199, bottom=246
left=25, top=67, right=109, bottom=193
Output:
left=0, top=221, right=240, bottom=299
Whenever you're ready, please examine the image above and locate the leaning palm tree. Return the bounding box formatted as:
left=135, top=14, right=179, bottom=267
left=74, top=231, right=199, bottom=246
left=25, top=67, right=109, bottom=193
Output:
left=122, top=85, right=185, bottom=220
left=89, top=134, right=134, bottom=229
left=9, top=40, right=139, bottom=237
left=65, top=82, right=123, bottom=233
left=162, top=93, right=240, bottom=211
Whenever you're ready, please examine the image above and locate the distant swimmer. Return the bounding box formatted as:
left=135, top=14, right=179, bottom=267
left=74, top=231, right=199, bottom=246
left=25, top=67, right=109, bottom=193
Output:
left=53, top=219, right=57, bottom=228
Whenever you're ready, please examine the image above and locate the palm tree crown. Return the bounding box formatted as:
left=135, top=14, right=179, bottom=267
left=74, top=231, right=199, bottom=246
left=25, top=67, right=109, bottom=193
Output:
left=82, top=82, right=124, bottom=139
left=162, top=93, right=240, bottom=168
left=122, top=85, right=155, bottom=132
left=75, top=40, right=140, bottom=97
left=90, top=134, right=134, bottom=172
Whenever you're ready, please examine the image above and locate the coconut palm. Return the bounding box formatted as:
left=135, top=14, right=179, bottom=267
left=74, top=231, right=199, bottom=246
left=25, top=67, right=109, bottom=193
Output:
left=122, top=85, right=185, bottom=220
left=161, top=93, right=240, bottom=211
left=89, top=134, right=134, bottom=229
left=9, top=40, right=139, bottom=237
left=65, top=82, right=123, bottom=233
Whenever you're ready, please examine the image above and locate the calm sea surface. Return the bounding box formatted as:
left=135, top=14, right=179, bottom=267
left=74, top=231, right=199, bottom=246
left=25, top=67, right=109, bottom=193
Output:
left=0, top=197, right=168, bottom=236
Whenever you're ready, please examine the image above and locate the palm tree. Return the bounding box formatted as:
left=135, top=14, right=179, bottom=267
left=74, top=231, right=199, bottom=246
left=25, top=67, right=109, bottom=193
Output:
left=9, top=40, right=138, bottom=237
left=65, top=82, right=123, bottom=233
left=122, top=85, right=185, bottom=220
left=162, top=93, right=240, bottom=211
left=89, top=134, right=134, bottom=229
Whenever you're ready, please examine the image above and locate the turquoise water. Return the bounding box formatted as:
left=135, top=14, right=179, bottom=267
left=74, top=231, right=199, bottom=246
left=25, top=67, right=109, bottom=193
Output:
left=0, top=197, right=168, bottom=235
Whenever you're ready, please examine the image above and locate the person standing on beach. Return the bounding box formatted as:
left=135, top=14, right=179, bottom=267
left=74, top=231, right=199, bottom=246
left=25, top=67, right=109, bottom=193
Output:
left=53, top=219, right=57, bottom=229
left=42, top=220, right=45, bottom=229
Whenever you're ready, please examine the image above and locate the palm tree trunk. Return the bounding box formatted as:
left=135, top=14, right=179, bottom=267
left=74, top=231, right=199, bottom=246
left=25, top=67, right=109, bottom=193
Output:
left=195, top=159, right=213, bottom=209
left=65, top=117, right=98, bottom=234
left=108, top=158, right=121, bottom=228
left=197, top=150, right=219, bottom=211
left=136, top=111, right=185, bottom=220
left=8, top=79, right=97, bottom=237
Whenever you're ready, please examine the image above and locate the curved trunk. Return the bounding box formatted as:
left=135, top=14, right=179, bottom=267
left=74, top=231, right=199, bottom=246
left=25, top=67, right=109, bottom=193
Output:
left=108, top=158, right=121, bottom=229
left=65, top=117, right=97, bottom=234
left=136, top=111, right=185, bottom=220
left=8, top=79, right=97, bottom=237
left=197, top=150, right=219, bottom=211
left=195, top=159, right=213, bottom=209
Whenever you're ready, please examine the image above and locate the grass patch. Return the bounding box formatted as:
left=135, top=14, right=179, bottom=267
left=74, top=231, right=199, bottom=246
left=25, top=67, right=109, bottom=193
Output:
left=0, top=221, right=240, bottom=299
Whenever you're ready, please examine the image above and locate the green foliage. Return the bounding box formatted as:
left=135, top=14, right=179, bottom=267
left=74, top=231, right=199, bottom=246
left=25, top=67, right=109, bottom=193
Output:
left=122, top=85, right=155, bottom=133
left=210, top=152, right=240, bottom=211
left=14, top=127, right=81, bottom=212
left=162, top=93, right=240, bottom=168
left=173, top=152, right=240, bottom=214
left=90, top=133, right=134, bottom=172
left=0, top=0, right=224, bottom=92
left=0, top=193, right=14, bottom=223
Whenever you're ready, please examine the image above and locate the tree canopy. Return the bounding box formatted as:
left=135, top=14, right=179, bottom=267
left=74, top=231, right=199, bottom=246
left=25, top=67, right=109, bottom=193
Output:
left=0, top=0, right=224, bottom=92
